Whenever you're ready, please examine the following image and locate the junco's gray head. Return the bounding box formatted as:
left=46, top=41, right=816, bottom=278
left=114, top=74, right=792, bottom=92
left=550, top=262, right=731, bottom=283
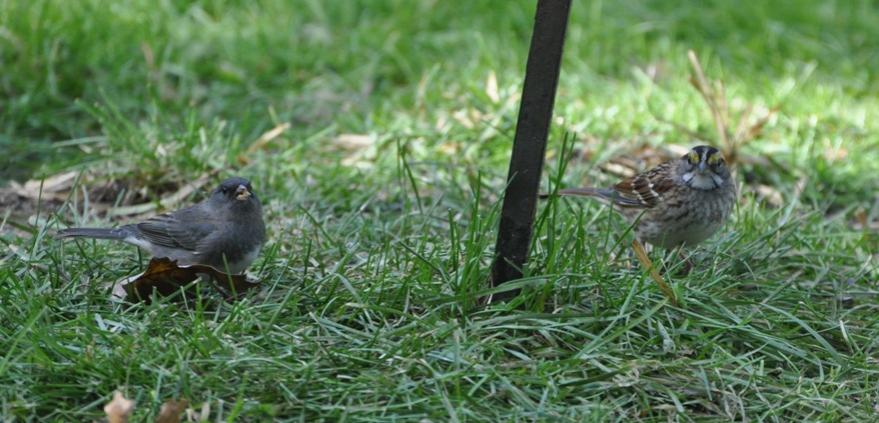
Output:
left=212, top=177, right=262, bottom=212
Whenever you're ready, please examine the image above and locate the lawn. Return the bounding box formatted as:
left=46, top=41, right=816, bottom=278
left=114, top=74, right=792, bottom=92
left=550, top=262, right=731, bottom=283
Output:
left=2, top=0, right=878, bottom=420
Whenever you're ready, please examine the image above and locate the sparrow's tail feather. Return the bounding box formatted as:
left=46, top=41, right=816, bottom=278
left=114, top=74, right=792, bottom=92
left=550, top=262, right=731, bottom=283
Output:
left=56, top=227, right=128, bottom=240
left=556, top=187, right=603, bottom=197
left=539, top=187, right=604, bottom=199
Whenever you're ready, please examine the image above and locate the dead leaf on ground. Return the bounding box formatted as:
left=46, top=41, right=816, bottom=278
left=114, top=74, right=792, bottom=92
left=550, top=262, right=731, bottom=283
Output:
left=600, top=162, right=637, bottom=179
left=3, top=171, right=120, bottom=208
left=823, top=147, right=848, bottom=162
left=639, top=60, right=669, bottom=83
left=485, top=71, right=500, bottom=103
left=155, top=399, right=188, bottom=423
left=593, top=143, right=688, bottom=180
left=114, top=257, right=260, bottom=303
left=753, top=184, right=783, bottom=208
left=106, top=172, right=217, bottom=218
left=104, top=391, right=135, bottom=423
left=185, top=402, right=211, bottom=422
left=332, top=134, right=375, bottom=150
left=11, top=171, right=79, bottom=201
left=0, top=172, right=80, bottom=221
left=2, top=170, right=222, bottom=226
left=332, top=134, right=378, bottom=168
left=855, top=208, right=868, bottom=227
left=238, top=122, right=292, bottom=165
left=852, top=208, right=879, bottom=231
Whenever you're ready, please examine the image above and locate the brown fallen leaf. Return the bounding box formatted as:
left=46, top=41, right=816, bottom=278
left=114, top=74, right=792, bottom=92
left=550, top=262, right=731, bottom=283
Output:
left=107, top=172, right=217, bottom=218
left=104, top=391, right=135, bottom=423
left=485, top=70, right=500, bottom=103
left=116, top=257, right=260, bottom=303
left=11, top=171, right=79, bottom=202
left=754, top=184, right=783, bottom=208
left=155, top=398, right=188, bottom=423
left=238, top=122, right=292, bottom=165
left=332, top=133, right=374, bottom=150
left=851, top=208, right=878, bottom=231
left=185, top=402, right=211, bottom=422
left=600, top=162, right=637, bottom=179
left=595, top=143, right=689, bottom=180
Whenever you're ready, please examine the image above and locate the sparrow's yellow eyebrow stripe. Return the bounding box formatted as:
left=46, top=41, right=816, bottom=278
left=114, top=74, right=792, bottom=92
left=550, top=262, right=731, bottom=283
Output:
left=688, top=151, right=699, bottom=163
left=707, top=153, right=721, bottom=165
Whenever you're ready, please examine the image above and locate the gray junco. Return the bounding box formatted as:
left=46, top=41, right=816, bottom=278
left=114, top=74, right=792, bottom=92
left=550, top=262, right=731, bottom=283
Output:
left=58, top=177, right=266, bottom=274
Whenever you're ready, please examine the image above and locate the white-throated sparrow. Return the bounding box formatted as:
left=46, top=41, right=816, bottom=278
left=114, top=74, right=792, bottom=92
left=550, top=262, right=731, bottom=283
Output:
left=549, top=145, right=737, bottom=249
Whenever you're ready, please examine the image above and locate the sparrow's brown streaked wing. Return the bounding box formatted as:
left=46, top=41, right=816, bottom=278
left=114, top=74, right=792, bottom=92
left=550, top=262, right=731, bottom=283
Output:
left=611, top=161, right=677, bottom=208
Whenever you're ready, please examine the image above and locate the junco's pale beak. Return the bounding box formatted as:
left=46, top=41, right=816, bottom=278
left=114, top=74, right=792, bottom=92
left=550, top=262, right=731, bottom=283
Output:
left=235, top=185, right=251, bottom=200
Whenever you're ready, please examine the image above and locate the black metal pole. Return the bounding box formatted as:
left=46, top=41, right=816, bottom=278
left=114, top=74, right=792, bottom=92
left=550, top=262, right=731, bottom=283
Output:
left=489, top=0, right=571, bottom=303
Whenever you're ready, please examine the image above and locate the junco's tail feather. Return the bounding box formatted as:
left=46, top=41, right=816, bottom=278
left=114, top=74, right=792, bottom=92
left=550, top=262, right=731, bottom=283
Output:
left=57, top=227, right=130, bottom=240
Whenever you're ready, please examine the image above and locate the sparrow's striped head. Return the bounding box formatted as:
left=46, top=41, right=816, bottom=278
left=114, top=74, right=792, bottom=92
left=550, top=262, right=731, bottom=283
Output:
left=680, top=145, right=729, bottom=190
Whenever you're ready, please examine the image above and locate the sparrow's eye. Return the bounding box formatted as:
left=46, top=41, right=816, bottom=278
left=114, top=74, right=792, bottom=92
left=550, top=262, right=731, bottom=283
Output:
left=707, top=153, right=723, bottom=166
left=687, top=151, right=700, bottom=164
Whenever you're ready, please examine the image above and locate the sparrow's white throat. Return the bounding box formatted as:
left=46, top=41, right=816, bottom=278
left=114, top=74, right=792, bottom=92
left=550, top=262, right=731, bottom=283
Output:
left=682, top=171, right=723, bottom=190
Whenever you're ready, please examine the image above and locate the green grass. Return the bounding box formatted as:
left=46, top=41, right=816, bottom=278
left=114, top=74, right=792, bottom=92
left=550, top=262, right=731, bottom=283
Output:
left=2, top=0, right=879, bottom=420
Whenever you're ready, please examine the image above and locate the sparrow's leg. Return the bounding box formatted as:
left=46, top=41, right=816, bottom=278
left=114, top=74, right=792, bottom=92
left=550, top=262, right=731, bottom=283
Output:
left=676, top=249, right=694, bottom=275
left=631, top=239, right=678, bottom=306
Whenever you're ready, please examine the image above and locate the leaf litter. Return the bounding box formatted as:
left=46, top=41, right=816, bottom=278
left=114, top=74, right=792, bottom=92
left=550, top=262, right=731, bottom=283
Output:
left=113, top=257, right=260, bottom=303
left=103, top=391, right=193, bottom=423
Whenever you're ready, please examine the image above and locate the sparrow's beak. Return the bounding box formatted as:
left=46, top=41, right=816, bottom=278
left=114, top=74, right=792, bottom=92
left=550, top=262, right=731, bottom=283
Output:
left=235, top=185, right=251, bottom=200
left=698, top=162, right=707, bottom=173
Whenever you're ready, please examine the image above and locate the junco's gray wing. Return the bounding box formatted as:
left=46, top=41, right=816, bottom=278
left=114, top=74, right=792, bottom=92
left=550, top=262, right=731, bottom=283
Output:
left=57, top=214, right=215, bottom=250
left=131, top=207, right=218, bottom=253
